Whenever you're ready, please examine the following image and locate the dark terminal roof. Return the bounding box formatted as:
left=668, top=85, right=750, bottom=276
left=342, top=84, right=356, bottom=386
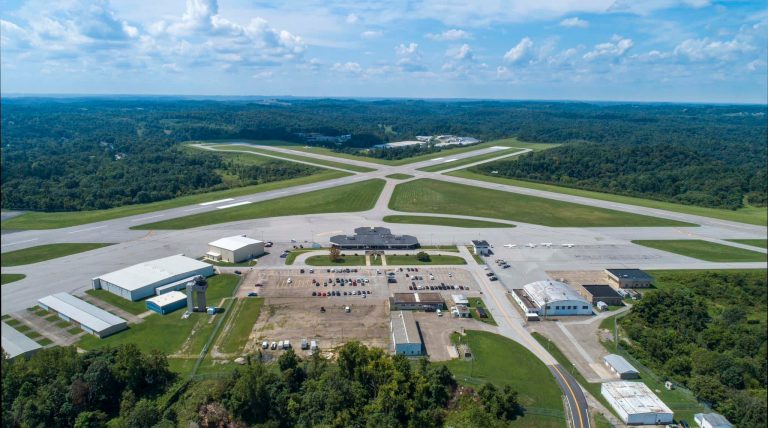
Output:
left=606, top=269, right=653, bottom=281
left=582, top=285, right=622, bottom=298
left=330, top=227, right=419, bottom=248
left=472, top=240, right=489, bottom=246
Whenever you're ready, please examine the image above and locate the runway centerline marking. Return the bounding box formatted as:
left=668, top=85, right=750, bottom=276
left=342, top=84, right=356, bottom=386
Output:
left=67, top=225, right=107, bottom=234
left=199, top=198, right=234, bottom=206
left=216, top=201, right=252, bottom=209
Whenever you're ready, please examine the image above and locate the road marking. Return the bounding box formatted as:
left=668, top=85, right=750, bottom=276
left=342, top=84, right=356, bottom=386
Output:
left=67, top=225, right=107, bottom=234
left=199, top=198, right=234, bottom=206
left=551, top=364, right=588, bottom=428
left=491, top=146, right=512, bottom=150
left=216, top=201, right=252, bottom=209
left=431, top=157, right=444, bottom=161
left=131, top=214, right=164, bottom=222
left=1, top=238, right=39, bottom=248
left=443, top=158, right=458, bottom=163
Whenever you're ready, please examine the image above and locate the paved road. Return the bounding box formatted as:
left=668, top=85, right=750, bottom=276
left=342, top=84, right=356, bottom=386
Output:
left=550, top=364, right=592, bottom=428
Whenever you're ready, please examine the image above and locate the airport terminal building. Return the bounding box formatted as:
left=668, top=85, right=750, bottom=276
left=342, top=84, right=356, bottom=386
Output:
left=512, top=280, right=592, bottom=317
left=331, top=227, right=419, bottom=250
left=91, top=254, right=214, bottom=301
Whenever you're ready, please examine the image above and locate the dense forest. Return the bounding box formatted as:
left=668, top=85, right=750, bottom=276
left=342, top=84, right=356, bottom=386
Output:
left=619, top=270, right=767, bottom=426
left=2, top=342, right=524, bottom=428
left=474, top=143, right=767, bottom=209
left=1, top=97, right=765, bottom=212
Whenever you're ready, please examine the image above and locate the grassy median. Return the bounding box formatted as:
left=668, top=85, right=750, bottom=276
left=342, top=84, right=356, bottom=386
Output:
left=633, top=239, right=767, bottom=262
left=1, top=274, right=26, bottom=285
left=384, top=215, right=514, bottom=228
left=2, top=243, right=114, bottom=267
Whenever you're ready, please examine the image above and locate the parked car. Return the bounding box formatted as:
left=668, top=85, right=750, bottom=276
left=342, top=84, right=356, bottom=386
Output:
left=234, top=270, right=242, bottom=275
left=262, top=341, right=269, bottom=349
left=265, top=241, right=273, bottom=247
left=280, top=253, right=288, bottom=258
left=248, top=292, right=258, bottom=297
left=320, top=307, right=326, bottom=312
left=270, top=341, right=277, bottom=350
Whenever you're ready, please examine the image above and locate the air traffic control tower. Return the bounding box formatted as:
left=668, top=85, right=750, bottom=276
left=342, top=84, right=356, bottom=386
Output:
left=185, top=275, right=208, bottom=312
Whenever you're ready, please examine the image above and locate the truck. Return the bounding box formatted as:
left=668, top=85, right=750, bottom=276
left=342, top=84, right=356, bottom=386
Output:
left=277, top=340, right=284, bottom=349
left=284, top=340, right=291, bottom=349
left=345, top=306, right=351, bottom=313
left=310, top=340, right=318, bottom=352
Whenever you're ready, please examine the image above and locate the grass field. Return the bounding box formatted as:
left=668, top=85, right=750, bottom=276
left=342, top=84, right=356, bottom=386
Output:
left=384, top=254, right=467, bottom=265
left=2, top=243, right=114, bottom=267
left=465, top=246, right=484, bottom=264
left=217, top=297, right=264, bottom=354
left=633, top=240, right=767, bottom=262
left=304, top=255, right=367, bottom=266
left=1, top=169, right=350, bottom=230
left=467, top=297, right=497, bottom=326
left=383, top=214, right=514, bottom=228
left=419, top=245, right=459, bottom=252
left=442, top=330, right=565, bottom=428
left=448, top=169, right=767, bottom=226
left=78, top=275, right=239, bottom=354
left=133, top=179, right=385, bottom=230
left=284, top=249, right=327, bottom=265
left=261, top=138, right=556, bottom=166
left=385, top=173, right=414, bottom=179
left=200, top=144, right=376, bottom=172
left=85, top=289, right=149, bottom=315
left=727, top=239, right=768, bottom=249
left=1, top=274, right=25, bottom=285
left=390, top=179, right=694, bottom=227
left=417, top=146, right=533, bottom=172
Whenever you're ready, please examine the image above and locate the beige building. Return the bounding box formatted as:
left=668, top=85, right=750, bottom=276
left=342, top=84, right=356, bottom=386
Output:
left=207, top=235, right=264, bottom=263
left=605, top=269, right=653, bottom=289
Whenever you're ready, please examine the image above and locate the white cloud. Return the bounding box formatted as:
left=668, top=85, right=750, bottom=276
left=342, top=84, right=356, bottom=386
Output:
left=559, top=17, right=589, bottom=28
left=442, top=43, right=475, bottom=76
left=673, top=36, right=755, bottom=61
left=252, top=70, right=273, bottom=79
left=583, top=36, right=633, bottom=60
left=426, top=29, right=470, bottom=41
left=395, top=42, right=427, bottom=72
left=747, top=59, right=766, bottom=71
left=361, top=30, right=382, bottom=39
left=504, top=37, right=534, bottom=63
left=332, top=62, right=362, bottom=73
left=346, top=13, right=359, bottom=24
left=446, top=43, right=473, bottom=61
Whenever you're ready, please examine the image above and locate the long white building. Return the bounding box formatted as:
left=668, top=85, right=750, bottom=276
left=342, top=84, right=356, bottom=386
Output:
left=513, top=280, right=592, bottom=317
left=38, top=293, right=127, bottom=338
left=1, top=322, right=42, bottom=359
left=601, top=381, right=673, bottom=425
left=91, top=254, right=214, bottom=301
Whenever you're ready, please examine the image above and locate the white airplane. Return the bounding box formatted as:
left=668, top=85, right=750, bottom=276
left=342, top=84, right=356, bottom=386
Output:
left=504, top=244, right=517, bottom=248
left=562, top=243, right=575, bottom=248
left=526, top=243, right=537, bottom=248
left=541, top=243, right=552, bottom=248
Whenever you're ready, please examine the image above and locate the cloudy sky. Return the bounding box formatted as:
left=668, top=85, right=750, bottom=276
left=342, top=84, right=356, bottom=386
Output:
left=1, top=0, right=766, bottom=103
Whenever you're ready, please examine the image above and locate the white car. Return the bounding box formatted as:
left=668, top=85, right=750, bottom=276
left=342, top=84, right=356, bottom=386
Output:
left=482, top=266, right=489, bottom=270
left=448, top=273, right=453, bottom=278
left=287, top=278, right=293, bottom=284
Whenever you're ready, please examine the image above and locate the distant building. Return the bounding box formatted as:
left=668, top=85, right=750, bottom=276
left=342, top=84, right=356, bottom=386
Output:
left=391, top=311, right=423, bottom=356
left=373, top=140, right=426, bottom=149
left=91, top=254, right=214, bottom=301
left=606, top=269, right=653, bottom=289
left=471, top=240, right=491, bottom=256
left=603, top=354, right=640, bottom=379
left=331, top=227, right=419, bottom=250
left=451, top=305, right=470, bottom=318
left=451, top=294, right=469, bottom=307
left=389, top=293, right=445, bottom=311
left=601, top=381, right=673, bottom=425
left=513, top=280, right=592, bottom=317
left=1, top=322, right=41, bottom=360
left=694, top=412, right=733, bottom=428
left=207, top=235, right=264, bottom=263
left=581, top=284, right=624, bottom=306
left=145, top=291, right=187, bottom=315
left=38, top=293, right=127, bottom=338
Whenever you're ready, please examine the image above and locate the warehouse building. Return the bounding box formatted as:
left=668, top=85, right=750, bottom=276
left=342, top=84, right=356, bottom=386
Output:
left=511, top=289, right=541, bottom=321
left=391, top=311, right=423, bottom=356
left=471, top=240, right=491, bottom=256
left=1, top=322, right=42, bottom=360
left=581, top=284, right=624, bottom=306
left=451, top=294, right=469, bottom=307
left=694, top=412, right=733, bottom=428
left=38, top=293, right=127, bottom=338
left=91, top=254, right=214, bottom=301
left=389, top=293, right=445, bottom=311
left=331, top=227, right=419, bottom=250
left=206, top=235, right=264, bottom=263
left=145, top=291, right=187, bottom=315
left=601, top=381, right=673, bottom=425
left=603, top=354, right=640, bottom=379
left=606, top=269, right=653, bottom=289
left=514, top=280, right=592, bottom=317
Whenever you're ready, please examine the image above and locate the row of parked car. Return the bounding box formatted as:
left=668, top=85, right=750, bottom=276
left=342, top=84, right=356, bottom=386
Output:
left=314, top=277, right=370, bottom=287
left=409, top=284, right=469, bottom=291
left=312, top=290, right=371, bottom=297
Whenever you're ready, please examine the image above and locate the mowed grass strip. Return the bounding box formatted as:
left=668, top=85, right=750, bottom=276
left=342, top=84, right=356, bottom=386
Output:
left=207, top=145, right=376, bottom=173
left=383, top=215, right=514, bottom=228
left=305, top=255, right=367, bottom=266
left=85, top=289, right=149, bottom=315
left=727, top=239, right=768, bottom=249
left=632, top=240, right=767, bottom=262
left=1, top=274, right=25, bottom=285
left=448, top=169, right=767, bottom=226
left=390, top=179, right=694, bottom=227
left=133, top=179, right=386, bottom=230
left=384, top=254, right=467, bottom=265
left=217, top=297, right=264, bottom=354
left=1, top=243, right=114, bottom=267
left=442, top=330, right=564, bottom=428
left=468, top=297, right=497, bottom=326
left=1, top=169, right=350, bottom=230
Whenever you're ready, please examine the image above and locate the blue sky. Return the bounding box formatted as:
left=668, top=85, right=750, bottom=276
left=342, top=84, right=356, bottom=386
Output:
left=1, top=0, right=766, bottom=103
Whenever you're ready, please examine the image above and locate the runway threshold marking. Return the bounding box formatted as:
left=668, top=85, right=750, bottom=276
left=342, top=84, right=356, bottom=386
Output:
left=1, top=238, right=39, bottom=248
left=67, top=225, right=107, bottom=234
left=199, top=198, right=235, bottom=206
left=443, top=158, right=458, bottom=163
left=216, top=201, right=252, bottom=209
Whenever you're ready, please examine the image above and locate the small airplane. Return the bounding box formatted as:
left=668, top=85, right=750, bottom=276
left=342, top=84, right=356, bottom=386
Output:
left=526, top=243, right=537, bottom=248
left=541, top=243, right=553, bottom=248
left=562, top=243, right=575, bottom=248
left=503, top=244, right=517, bottom=248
